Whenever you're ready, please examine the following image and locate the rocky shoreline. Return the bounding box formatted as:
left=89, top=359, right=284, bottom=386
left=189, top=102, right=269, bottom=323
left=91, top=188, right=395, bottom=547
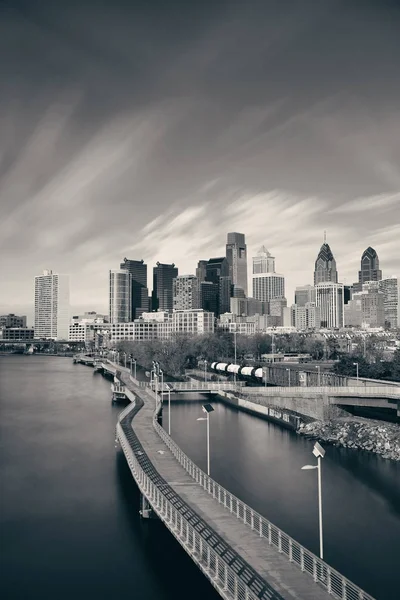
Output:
left=298, top=417, right=400, bottom=461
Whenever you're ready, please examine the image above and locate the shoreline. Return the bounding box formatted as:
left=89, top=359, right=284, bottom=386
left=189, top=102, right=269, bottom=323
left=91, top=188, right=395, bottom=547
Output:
left=298, top=417, right=400, bottom=461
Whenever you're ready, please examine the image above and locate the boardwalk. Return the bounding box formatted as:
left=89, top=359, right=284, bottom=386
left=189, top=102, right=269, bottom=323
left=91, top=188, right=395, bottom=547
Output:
left=114, top=366, right=373, bottom=600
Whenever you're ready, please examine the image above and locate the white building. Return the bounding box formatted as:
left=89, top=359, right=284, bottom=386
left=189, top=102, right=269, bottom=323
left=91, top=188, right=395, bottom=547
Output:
left=109, top=269, right=131, bottom=323
left=111, top=321, right=159, bottom=342
left=252, top=246, right=275, bottom=274
left=379, top=277, right=400, bottom=329
left=171, top=309, right=214, bottom=336
left=34, top=270, right=70, bottom=340
left=173, top=275, right=200, bottom=310
left=252, top=272, right=285, bottom=303
left=315, top=282, right=344, bottom=329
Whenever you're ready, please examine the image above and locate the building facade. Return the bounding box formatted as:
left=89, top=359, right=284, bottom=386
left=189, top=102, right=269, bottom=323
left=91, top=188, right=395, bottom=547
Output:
left=0, top=314, right=27, bottom=328
left=252, top=246, right=275, bottom=274
left=361, top=284, right=385, bottom=329
left=34, top=270, right=70, bottom=340
left=195, top=260, right=208, bottom=283
left=152, top=262, right=178, bottom=311
left=173, top=275, right=200, bottom=310
left=0, top=327, right=34, bottom=341
left=294, top=285, right=316, bottom=307
left=356, top=247, right=382, bottom=291
left=291, top=302, right=321, bottom=330
left=379, top=277, right=400, bottom=329
left=199, top=281, right=219, bottom=315
left=120, top=258, right=149, bottom=318
left=252, top=272, right=285, bottom=303
left=314, top=242, right=338, bottom=285
left=226, top=232, right=248, bottom=296
left=315, top=282, right=344, bottom=328
left=109, top=269, right=132, bottom=323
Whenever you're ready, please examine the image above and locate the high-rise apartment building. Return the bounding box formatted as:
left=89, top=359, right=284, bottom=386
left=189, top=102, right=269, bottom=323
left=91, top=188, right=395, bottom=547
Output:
left=109, top=269, right=132, bottom=323
left=34, top=270, right=70, bottom=340
left=252, top=246, right=275, bottom=274
left=361, top=282, right=385, bottom=328
left=379, top=277, right=400, bottom=329
left=315, top=282, right=344, bottom=328
left=120, top=258, right=149, bottom=318
left=295, top=285, right=316, bottom=307
left=226, top=232, right=248, bottom=296
left=291, top=302, right=321, bottom=330
left=173, top=275, right=200, bottom=310
left=152, top=262, right=178, bottom=311
left=314, top=242, right=338, bottom=285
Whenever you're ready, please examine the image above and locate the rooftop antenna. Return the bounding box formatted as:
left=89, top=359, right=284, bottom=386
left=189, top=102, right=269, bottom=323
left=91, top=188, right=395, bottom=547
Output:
left=323, top=230, right=327, bottom=243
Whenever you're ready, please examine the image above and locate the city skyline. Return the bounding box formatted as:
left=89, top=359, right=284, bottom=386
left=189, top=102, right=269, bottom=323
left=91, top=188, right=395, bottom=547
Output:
left=1, top=1, right=400, bottom=322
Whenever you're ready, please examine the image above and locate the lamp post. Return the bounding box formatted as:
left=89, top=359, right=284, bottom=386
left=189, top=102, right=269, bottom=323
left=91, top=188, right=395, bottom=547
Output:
left=197, top=403, right=214, bottom=476
left=164, top=383, right=173, bottom=435
left=301, top=442, right=325, bottom=559
left=233, top=329, right=238, bottom=386
left=316, top=365, right=321, bottom=386
left=131, top=358, right=137, bottom=380
left=204, top=360, right=208, bottom=383
left=124, top=352, right=127, bottom=368
left=353, top=361, right=359, bottom=381
left=286, top=368, right=291, bottom=387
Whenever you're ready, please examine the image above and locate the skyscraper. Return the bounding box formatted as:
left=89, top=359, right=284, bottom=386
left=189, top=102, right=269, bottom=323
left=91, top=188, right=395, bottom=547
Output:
left=34, top=270, right=70, bottom=340
left=315, top=282, right=344, bottom=328
left=109, top=269, right=132, bottom=323
left=173, top=275, right=200, bottom=310
left=196, top=260, right=208, bottom=283
left=205, top=257, right=231, bottom=316
left=353, top=247, right=382, bottom=292
left=314, top=240, right=338, bottom=285
left=226, top=232, right=248, bottom=296
left=152, top=262, right=178, bottom=311
left=379, top=277, right=400, bottom=329
left=199, top=281, right=219, bottom=315
left=120, top=258, right=149, bottom=319
left=252, top=248, right=285, bottom=303
left=295, top=284, right=316, bottom=307
left=252, top=246, right=275, bottom=274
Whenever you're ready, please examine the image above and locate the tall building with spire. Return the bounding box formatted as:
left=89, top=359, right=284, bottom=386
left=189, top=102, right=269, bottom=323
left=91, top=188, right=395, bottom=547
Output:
left=226, top=232, right=248, bottom=296
left=353, top=247, right=382, bottom=292
left=314, top=235, right=338, bottom=285
left=252, top=246, right=275, bottom=274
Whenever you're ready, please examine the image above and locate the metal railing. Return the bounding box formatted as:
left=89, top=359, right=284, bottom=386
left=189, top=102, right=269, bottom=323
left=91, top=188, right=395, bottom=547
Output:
left=151, top=381, right=245, bottom=392
left=153, top=419, right=374, bottom=600
left=242, top=386, right=399, bottom=398
left=116, top=404, right=262, bottom=600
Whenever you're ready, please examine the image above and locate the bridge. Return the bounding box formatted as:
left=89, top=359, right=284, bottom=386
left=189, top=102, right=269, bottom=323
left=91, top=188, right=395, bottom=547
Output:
left=98, top=361, right=374, bottom=600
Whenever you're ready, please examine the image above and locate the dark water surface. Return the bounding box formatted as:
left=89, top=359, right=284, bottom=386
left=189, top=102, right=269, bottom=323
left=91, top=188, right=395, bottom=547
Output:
left=168, top=399, right=400, bottom=600
left=1, top=357, right=399, bottom=600
left=0, top=356, right=220, bottom=600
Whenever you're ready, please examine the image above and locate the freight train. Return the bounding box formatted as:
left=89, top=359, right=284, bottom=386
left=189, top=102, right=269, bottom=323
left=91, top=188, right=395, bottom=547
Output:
left=209, top=362, right=264, bottom=382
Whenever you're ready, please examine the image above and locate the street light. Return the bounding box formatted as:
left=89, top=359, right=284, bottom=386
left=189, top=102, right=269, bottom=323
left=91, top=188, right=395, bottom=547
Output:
left=204, top=360, right=208, bottom=383
left=130, top=357, right=137, bottom=380
left=233, top=328, right=238, bottom=386
left=124, top=352, right=127, bottom=368
left=286, top=368, right=291, bottom=387
left=301, top=441, right=325, bottom=559
left=353, top=361, right=359, bottom=381
left=316, top=365, right=321, bottom=386
left=164, top=383, right=173, bottom=435
left=197, top=403, right=214, bottom=476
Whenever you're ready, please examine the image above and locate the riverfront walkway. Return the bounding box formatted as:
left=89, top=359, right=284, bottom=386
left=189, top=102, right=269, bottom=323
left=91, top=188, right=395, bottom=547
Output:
left=112, top=364, right=373, bottom=600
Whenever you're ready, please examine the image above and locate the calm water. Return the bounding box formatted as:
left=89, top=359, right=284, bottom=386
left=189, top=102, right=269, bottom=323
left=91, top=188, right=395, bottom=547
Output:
left=0, top=356, right=220, bottom=600
left=1, top=357, right=399, bottom=600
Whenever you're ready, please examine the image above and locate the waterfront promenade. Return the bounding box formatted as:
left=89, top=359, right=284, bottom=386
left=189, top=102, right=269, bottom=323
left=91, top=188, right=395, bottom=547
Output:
left=111, top=362, right=374, bottom=600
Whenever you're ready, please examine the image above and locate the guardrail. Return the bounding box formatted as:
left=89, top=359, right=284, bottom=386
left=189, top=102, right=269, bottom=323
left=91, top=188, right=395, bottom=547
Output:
left=116, top=403, right=263, bottom=600
left=153, top=419, right=374, bottom=600
left=151, top=381, right=245, bottom=392
left=243, top=386, right=400, bottom=397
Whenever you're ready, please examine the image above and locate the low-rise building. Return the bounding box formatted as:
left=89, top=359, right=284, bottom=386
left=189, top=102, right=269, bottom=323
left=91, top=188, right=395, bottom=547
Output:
left=0, top=327, right=34, bottom=341
left=0, top=314, right=27, bottom=328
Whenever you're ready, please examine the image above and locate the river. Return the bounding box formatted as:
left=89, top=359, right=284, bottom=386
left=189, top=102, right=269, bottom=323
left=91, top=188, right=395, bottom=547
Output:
left=1, top=356, right=399, bottom=600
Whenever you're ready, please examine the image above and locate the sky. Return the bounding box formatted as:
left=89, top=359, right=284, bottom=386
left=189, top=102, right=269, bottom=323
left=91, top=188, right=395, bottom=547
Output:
left=1, top=0, right=399, bottom=325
